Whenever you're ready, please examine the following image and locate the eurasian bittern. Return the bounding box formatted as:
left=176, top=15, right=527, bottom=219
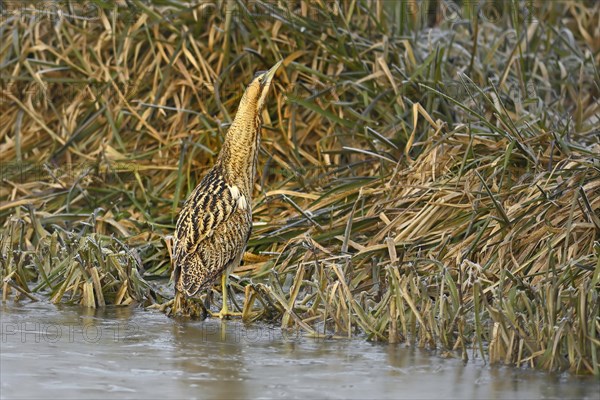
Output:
left=172, top=60, right=282, bottom=318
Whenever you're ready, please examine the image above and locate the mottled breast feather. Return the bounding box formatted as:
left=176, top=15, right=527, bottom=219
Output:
left=173, top=165, right=252, bottom=297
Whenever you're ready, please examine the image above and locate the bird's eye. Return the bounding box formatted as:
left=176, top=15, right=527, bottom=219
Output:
left=254, top=70, right=266, bottom=80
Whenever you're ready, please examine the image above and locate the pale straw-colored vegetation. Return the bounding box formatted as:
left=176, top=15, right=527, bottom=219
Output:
left=0, top=1, right=598, bottom=374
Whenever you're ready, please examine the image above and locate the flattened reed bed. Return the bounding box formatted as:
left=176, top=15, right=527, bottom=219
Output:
left=0, top=1, right=598, bottom=374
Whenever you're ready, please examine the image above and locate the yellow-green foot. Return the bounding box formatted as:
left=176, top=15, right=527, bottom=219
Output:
left=209, top=307, right=242, bottom=319
left=210, top=273, right=242, bottom=319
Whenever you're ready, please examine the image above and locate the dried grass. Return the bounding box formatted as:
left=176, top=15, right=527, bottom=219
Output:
left=0, top=1, right=598, bottom=374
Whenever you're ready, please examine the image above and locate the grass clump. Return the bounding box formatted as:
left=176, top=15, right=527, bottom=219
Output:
left=0, top=1, right=598, bottom=374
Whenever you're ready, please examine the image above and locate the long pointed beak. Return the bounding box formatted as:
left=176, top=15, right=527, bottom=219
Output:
left=261, top=60, right=283, bottom=85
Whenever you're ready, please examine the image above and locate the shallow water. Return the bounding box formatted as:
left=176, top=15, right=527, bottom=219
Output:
left=0, top=302, right=597, bottom=399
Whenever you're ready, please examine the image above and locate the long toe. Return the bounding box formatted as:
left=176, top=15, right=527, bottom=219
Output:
left=210, top=309, right=243, bottom=319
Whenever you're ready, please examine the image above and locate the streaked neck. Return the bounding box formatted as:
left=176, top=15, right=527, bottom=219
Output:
left=218, top=108, right=261, bottom=195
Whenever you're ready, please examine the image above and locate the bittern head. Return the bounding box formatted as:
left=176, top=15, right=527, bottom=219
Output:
left=237, top=60, right=283, bottom=116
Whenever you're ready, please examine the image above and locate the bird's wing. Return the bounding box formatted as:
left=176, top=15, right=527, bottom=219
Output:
left=172, top=169, right=249, bottom=296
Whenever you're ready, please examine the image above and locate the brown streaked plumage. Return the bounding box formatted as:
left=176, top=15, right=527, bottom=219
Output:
left=172, top=60, right=282, bottom=318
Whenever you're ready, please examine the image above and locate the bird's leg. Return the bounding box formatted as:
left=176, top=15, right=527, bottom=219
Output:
left=211, top=273, right=242, bottom=319
left=172, top=291, right=184, bottom=314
